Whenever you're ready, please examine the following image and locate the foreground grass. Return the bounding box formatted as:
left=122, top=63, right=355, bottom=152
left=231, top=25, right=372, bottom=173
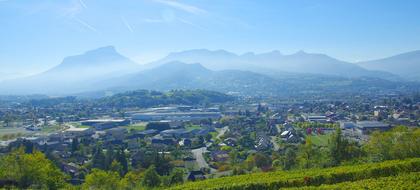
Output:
left=169, top=158, right=420, bottom=190
left=284, top=172, right=420, bottom=190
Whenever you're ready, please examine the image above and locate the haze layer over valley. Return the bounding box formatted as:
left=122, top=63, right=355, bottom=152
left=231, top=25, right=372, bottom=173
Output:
left=1, top=46, right=419, bottom=96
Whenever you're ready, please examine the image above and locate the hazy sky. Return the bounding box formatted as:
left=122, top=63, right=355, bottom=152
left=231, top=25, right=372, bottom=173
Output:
left=1, top=0, right=420, bottom=76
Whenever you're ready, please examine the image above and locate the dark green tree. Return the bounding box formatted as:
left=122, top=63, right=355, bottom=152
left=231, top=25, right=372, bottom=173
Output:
left=71, top=138, right=79, bottom=152
left=169, top=168, right=184, bottom=185
left=92, top=146, right=106, bottom=170
left=116, top=148, right=128, bottom=176
left=283, top=148, right=297, bottom=170
left=142, top=165, right=161, bottom=187
left=330, top=128, right=344, bottom=165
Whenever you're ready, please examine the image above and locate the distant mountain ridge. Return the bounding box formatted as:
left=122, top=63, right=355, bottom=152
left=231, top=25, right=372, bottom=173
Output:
left=42, top=46, right=140, bottom=78
left=94, top=61, right=419, bottom=97
left=0, top=46, right=419, bottom=96
left=357, top=50, right=420, bottom=81
left=0, top=46, right=142, bottom=94
left=148, top=49, right=400, bottom=80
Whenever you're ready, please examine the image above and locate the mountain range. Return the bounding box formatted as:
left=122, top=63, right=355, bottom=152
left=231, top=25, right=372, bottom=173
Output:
left=357, top=50, right=420, bottom=81
left=149, top=49, right=400, bottom=80
left=0, top=46, right=419, bottom=96
left=0, top=46, right=141, bottom=94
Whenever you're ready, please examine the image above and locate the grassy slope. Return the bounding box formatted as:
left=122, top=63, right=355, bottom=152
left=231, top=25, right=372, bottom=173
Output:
left=284, top=172, right=420, bottom=190
left=170, top=158, right=420, bottom=190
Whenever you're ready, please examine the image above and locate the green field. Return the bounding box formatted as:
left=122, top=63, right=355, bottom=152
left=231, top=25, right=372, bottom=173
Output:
left=306, top=134, right=332, bottom=147
left=185, top=124, right=201, bottom=131
left=170, top=158, right=420, bottom=190
left=125, top=122, right=147, bottom=131
left=285, top=172, right=420, bottom=190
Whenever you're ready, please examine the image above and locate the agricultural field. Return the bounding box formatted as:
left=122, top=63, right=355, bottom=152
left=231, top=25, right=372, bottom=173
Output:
left=170, top=158, right=420, bottom=190
left=285, top=172, right=420, bottom=190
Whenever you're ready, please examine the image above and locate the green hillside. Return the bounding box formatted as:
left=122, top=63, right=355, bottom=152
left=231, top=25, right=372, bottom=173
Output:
left=170, top=158, right=420, bottom=190
left=285, top=172, right=419, bottom=190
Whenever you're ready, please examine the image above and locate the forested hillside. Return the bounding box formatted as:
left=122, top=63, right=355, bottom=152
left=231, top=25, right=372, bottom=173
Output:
left=96, top=89, right=234, bottom=108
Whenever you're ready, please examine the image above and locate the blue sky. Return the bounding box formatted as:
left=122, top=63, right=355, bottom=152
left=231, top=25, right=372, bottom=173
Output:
left=1, top=0, right=420, bottom=76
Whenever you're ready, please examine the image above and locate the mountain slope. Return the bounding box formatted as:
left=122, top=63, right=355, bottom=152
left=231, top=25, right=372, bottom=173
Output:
left=95, top=61, right=419, bottom=97
left=147, top=49, right=399, bottom=80
left=0, top=46, right=142, bottom=95
left=357, top=50, right=420, bottom=81
left=96, top=61, right=284, bottom=96
left=0, top=47, right=417, bottom=96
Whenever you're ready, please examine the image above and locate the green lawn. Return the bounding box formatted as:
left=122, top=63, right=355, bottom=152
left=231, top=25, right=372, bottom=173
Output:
left=125, top=123, right=147, bottom=131
left=307, top=133, right=332, bottom=147
left=185, top=124, right=201, bottom=131
left=209, top=131, right=218, bottom=139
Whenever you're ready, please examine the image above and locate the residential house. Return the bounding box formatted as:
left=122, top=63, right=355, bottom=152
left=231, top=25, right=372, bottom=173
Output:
left=187, top=171, right=206, bottom=181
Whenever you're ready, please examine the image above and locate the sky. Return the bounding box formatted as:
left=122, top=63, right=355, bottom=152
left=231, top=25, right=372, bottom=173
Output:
left=1, top=0, right=420, bottom=78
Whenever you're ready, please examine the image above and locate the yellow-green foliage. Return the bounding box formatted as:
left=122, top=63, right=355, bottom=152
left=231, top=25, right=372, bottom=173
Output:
left=170, top=158, right=420, bottom=190
left=365, top=126, right=420, bottom=161
left=82, top=169, right=121, bottom=190
left=0, top=147, right=67, bottom=189
left=293, top=122, right=337, bottom=129
left=285, top=172, right=420, bottom=190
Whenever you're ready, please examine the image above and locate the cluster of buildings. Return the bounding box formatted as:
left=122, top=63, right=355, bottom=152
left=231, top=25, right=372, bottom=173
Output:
left=340, top=121, right=391, bottom=135
left=127, top=106, right=222, bottom=122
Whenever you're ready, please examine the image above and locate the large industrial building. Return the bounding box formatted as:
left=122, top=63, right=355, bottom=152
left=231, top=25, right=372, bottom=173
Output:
left=131, top=112, right=222, bottom=121
left=356, top=121, right=391, bottom=134
left=81, top=119, right=130, bottom=130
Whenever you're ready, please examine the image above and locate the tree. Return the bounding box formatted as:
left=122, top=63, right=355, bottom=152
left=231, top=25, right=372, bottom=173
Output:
left=92, top=146, right=106, bottom=170
left=0, top=147, right=67, bottom=189
left=71, top=138, right=79, bottom=152
left=142, top=165, right=161, bottom=187
left=283, top=148, right=297, bottom=170
left=329, top=128, right=344, bottom=165
left=104, top=148, right=115, bottom=170
left=298, top=138, right=319, bottom=169
left=115, top=148, right=128, bottom=176
left=110, top=160, right=123, bottom=176
left=238, top=135, right=254, bottom=149
left=365, top=126, right=420, bottom=161
left=229, top=150, right=240, bottom=165
left=82, top=169, right=120, bottom=190
left=244, top=154, right=255, bottom=171
left=120, top=171, right=143, bottom=190
left=253, top=153, right=272, bottom=170
left=205, top=133, right=212, bottom=142
left=154, top=152, right=173, bottom=175
left=169, top=168, right=184, bottom=185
